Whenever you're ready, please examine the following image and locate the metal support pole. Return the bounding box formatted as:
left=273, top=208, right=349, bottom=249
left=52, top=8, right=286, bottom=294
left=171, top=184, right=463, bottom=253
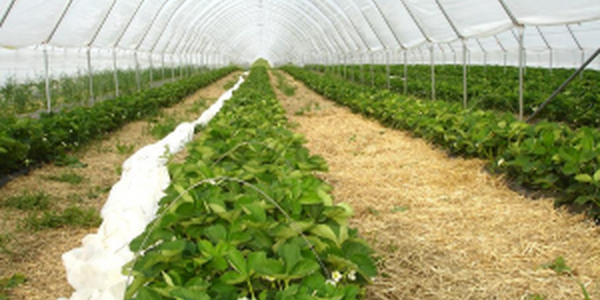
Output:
left=360, top=53, right=365, bottom=84
left=527, top=48, right=600, bottom=122
left=149, top=53, right=154, bottom=84
left=44, top=46, right=52, bottom=113
left=430, top=43, right=436, bottom=100
left=403, top=50, right=408, bottom=95
left=134, top=51, right=141, bottom=92
left=370, top=53, right=375, bottom=87
left=518, top=26, right=525, bottom=120
left=86, top=47, right=94, bottom=105
left=463, top=41, right=468, bottom=109
left=161, top=53, right=166, bottom=80
left=171, top=55, right=176, bottom=81
left=113, top=48, right=119, bottom=97
left=386, top=51, right=391, bottom=89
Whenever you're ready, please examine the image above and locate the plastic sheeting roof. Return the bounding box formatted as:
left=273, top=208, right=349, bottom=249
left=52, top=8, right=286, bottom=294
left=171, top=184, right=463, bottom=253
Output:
left=0, top=0, right=599, bottom=65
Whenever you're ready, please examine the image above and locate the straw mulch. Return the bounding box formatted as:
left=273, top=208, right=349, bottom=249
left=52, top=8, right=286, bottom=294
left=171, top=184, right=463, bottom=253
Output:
left=270, top=70, right=600, bottom=300
left=0, top=72, right=242, bottom=300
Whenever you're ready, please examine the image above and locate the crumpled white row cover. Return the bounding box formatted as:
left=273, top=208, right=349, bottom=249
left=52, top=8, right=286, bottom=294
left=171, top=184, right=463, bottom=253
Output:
left=0, top=0, right=598, bottom=65
left=59, top=74, right=246, bottom=300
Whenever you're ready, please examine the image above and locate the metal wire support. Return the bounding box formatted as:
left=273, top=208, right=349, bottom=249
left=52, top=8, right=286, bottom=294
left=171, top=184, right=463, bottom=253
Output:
left=526, top=48, right=600, bottom=123
left=87, top=47, right=94, bottom=105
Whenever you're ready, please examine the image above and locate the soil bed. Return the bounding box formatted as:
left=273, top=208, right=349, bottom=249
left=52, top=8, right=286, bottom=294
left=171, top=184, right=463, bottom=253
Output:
left=270, top=70, right=600, bottom=300
left=0, top=72, right=243, bottom=300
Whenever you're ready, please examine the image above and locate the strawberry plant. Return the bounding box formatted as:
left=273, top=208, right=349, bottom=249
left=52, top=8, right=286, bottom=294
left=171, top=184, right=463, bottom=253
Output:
left=284, top=66, right=600, bottom=220
left=0, top=67, right=238, bottom=179
left=125, top=66, right=377, bottom=300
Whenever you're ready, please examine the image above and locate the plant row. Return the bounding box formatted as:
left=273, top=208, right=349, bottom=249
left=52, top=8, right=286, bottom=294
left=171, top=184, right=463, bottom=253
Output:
left=318, top=64, right=600, bottom=128
left=125, top=66, right=377, bottom=300
left=0, top=65, right=208, bottom=117
left=283, top=66, right=600, bottom=220
left=0, top=66, right=238, bottom=179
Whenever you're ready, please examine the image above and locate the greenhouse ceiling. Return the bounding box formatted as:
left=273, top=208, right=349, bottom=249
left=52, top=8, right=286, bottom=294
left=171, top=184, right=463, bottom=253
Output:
left=0, top=0, right=599, bottom=65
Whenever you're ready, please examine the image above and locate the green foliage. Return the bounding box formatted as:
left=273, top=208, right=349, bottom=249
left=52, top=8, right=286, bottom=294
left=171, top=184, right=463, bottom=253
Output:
left=0, top=274, right=26, bottom=300
left=0, top=67, right=238, bottom=178
left=148, top=116, right=179, bottom=140
left=43, top=171, right=86, bottom=185
left=23, top=206, right=101, bottom=231
left=284, top=66, right=600, bottom=220
left=0, top=191, right=51, bottom=211
left=116, top=140, right=135, bottom=155
left=274, top=72, right=297, bottom=96
left=541, top=256, right=591, bottom=300
left=252, top=58, right=271, bottom=69
left=126, top=66, right=376, bottom=300
left=330, top=64, right=600, bottom=128
left=54, top=154, right=88, bottom=168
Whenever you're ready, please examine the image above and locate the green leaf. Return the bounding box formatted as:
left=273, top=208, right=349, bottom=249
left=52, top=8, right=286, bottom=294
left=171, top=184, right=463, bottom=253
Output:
left=220, top=271, right=247, bottom=285
left=204, top=224, right=227, bottom=244
left=593, top=170, right=600, bottom=182
left=174, top=184, right=194, bottom=203
left=290, top=259, right=320, bottom=278
left=227, top=248, right=248, bottom=275
left=575, top=174, right=593, bottom=183
left=391, top=206, right=409, bottom=213
left=169, top=287, right=210, bottom=300
left=279, top=243, right=301, bottom=273
left=310, top=225, right=339, bottom=246
left=131, top=287, right=162, bottom=300
left=241, top=203, right=267, bottom=223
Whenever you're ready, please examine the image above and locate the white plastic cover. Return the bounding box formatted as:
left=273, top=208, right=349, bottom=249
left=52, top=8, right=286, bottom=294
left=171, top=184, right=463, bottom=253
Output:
left=59, top=74, right=246, bottom=300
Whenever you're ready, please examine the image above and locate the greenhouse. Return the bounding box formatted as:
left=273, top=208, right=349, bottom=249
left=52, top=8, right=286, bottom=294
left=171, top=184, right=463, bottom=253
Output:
left=0, top=0, right=599, bottom=299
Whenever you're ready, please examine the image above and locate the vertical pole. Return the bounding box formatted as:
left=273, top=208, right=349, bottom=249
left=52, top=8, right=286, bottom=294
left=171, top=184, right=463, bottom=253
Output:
left=134, top=51, right=141, bottom=92
left=518, top=26, right=525, bottom=120
left=403, top=50, right=408, bottom=95
left=44, top=46, right=52, bottom=113
left=149, top=53, right=154, bottom=85
left=463, top=41, right=468, bottom=109
left=113, top=48, right=120, bottom=97
left=386, top=51, right=391, bottom=89
left=360, top=53, right=365, bottom=84
left=549, top=49, right=553, bottom=75
left=503, top=51, right=507, bottom=74
left=161, top=53, right=166, bottom=80
left=343, top=54, right=347, bottom=79
left=430, top=43, right=436, bottom=100
left=87, top=47, right=94, bottom=105
left=171, top=54, right=176, bottom=81
left=370, top=53, right=375, bottom=87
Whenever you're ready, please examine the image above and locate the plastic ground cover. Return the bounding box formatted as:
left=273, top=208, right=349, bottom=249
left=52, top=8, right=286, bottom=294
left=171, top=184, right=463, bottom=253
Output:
left=58, top=73, right=247, bottom=300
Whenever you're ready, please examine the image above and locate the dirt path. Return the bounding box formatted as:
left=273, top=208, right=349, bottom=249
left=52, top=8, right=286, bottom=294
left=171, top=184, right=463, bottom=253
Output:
left=0, top=72, right=243, bottom=300
left=270, top=70, right=600, bottom=300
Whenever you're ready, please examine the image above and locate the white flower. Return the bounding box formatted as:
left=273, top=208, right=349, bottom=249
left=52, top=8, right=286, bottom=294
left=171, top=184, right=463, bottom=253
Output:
left=497, top=158, right=505, bottom=167
left=238, top=297, right=249, bottom=300
left=264, top=276, right=275, bottom=282
left=332, top=271, right=343, bottom=282
left=325, top=279, right=336, bottom=286
left=347, top=270, right=357, bottom=281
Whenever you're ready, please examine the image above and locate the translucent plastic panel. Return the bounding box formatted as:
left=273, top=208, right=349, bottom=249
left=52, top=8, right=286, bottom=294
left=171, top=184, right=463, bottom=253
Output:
left=439, top=0, right=512, bottom=38
left=0, top=0, right=68, bottom=47
left=505, top=0, right=600, bottom=25
left=353, top=0, right=401, bottom=50
left=116, top=0, right=172, bottom=50
left=403, top=0, right=458, bottom=43
left=92, top=0, right=144, bottom=48
left=373, top=0, right=426, bottom=48
left=337, top=1, right=385, bottom=51
left=41, top=0, right=113, bottom=48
